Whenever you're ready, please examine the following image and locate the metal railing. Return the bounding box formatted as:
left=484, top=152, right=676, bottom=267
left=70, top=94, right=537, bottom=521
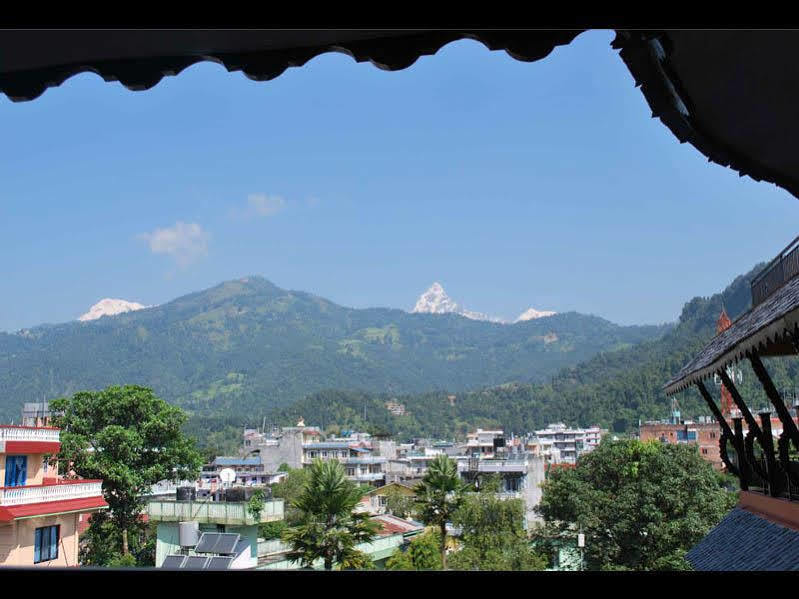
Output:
left=0, top=480, right=103, bottom=506
left=146, top=498, right=284, bottom=524
left=751, top=235, right=799, bottom=307
left=0, top=426, right=60, bottom=443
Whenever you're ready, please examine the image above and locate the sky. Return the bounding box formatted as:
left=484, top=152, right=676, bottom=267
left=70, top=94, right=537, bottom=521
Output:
left=1, top=30, right=797, bottom=332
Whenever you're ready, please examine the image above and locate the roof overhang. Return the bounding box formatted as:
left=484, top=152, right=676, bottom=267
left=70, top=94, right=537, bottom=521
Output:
left=664, top=275, right=799, bottom=395
left=0, top=30, right=582, bottom=102
left=0, top=496, right=109, bottom=522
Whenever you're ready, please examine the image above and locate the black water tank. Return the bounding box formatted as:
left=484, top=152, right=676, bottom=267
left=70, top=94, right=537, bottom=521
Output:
left=176, top=486, right=196, bottom=501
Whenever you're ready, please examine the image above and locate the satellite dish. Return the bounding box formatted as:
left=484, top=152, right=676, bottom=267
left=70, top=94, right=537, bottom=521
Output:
left=219, top=468, right=236, bottom=486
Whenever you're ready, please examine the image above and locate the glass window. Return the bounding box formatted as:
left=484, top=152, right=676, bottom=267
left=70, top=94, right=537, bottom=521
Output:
left=4, top=456, right=27, bottom=487
left=34, top=525, right=59, bottom=563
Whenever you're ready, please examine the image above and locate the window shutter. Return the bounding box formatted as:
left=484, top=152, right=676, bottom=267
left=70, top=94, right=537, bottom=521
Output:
left=3, top=458, right=13, bottom=487
left=34, top=528, right=42, bottom=563
left=50, top=526, right=58, bottom=560
left=18, top=457, right=27, bottom=486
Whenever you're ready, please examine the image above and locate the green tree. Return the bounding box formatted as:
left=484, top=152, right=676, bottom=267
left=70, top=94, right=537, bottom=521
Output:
left=384, top=486, right=416, bottom=519
left=282, top=459, right=379, bottom=570
left=50, top=385, right=203, bottom=562
left=537, top=438, right=736, bottom=571
left=271, top=466, right=311, bottom=525
left=450, top=492, right=547, bottom=571
left=414, top=454, right=468, bottom=570
left=386, top=530, right=443, bottom=570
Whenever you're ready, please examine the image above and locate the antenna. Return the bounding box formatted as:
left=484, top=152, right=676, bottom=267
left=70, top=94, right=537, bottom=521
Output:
left=219, top=468, right=236, bottom=488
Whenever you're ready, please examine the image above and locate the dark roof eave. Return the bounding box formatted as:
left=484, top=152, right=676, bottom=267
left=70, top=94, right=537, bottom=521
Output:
left=664, top=276, right=799, bottom=396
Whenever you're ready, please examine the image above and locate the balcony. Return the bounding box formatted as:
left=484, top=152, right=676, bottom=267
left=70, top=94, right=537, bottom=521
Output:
left=344, top=457, right=387, bottom=465
left=0, top=479, right=103, bottom=507
left=350, top=472, right=385, bottom=482
left=146, top=498, right=284, bottom=525
left=0, top=425, right=60, bottom=454
left=458, top=459, right=528, bottom=473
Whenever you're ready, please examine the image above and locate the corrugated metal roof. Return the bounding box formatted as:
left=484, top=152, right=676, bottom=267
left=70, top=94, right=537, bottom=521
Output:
left=686, top=507, right=799, bottom=571
left=212, top=457, right=262, bottom=466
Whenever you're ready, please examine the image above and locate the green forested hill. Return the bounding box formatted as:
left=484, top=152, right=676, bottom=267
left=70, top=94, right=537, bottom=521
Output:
left=0, top=276, right=669, bottom=422
left=257, top=262, right=799, bottom=442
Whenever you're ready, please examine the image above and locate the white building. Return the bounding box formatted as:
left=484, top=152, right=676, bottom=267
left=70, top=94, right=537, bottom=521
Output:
left=531, top=423, right=604, bottom=465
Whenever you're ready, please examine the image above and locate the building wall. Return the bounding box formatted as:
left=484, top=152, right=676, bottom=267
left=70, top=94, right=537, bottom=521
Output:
left=1, top=452, right=50, bottom=486
left=258, top=428, right=304, bottom=471
left=640, top=422, right=724, bottom=470
left=523, top=457, right=545, bottom=528
left=0, top=513, right=80, bottom=567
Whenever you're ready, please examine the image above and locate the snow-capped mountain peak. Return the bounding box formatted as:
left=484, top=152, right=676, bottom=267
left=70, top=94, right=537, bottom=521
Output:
left=412, top=283, right=505, bottom=323
left=515, top=307, right=557, bottom=322
left=412, top=282, right=461, bottom=315
left=78, top=298, right=148, bottom=322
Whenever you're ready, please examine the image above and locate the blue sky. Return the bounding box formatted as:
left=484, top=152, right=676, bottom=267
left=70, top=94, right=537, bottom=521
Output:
left=1, top=30, right=797, bottom=332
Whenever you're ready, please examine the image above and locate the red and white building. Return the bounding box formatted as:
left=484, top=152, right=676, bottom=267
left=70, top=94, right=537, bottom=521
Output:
left=0, top=424, right=107, bottom=567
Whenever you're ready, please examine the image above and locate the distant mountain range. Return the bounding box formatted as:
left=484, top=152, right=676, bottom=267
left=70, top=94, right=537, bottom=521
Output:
left=258, top=261, right=799, bottom=441
left=78, top=298, right=148, bottom=321
left=411, top=282, right=556, bottom=323
left=0, top=276, right=670, bottom=422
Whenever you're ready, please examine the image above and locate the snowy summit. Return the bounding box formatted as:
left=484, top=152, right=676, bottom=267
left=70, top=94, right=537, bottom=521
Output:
left=411, top=283, right=504, bottom=323
left=78, top=298, right=147, bottom=321
left=412, top=282, right=556, bottom=324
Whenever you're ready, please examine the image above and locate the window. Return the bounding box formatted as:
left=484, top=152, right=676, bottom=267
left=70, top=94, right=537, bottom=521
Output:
left=4, top=456, right=27, bottom=487
left=702, top=448, right=708, bottom=455
left=34, top=525, right=59, bottom=563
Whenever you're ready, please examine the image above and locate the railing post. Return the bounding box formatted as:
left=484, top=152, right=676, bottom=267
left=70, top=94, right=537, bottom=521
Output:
left=759, top=411, right=784, bottom=497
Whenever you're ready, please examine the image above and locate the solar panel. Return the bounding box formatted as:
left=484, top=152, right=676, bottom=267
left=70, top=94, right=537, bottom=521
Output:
left=205, top=556, right=234, bottom=570
left=183, top=556, right=211, bottom=569
left=232, top=540, right=249, bottom=557
left=162, top=555, right=187, bottom=569
left=195, top=532, right=240, bottom=555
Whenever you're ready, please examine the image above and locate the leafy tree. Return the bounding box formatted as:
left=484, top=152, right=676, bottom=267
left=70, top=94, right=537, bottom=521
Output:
left=337, top=550, right=375, bottom=570
left=384, top=486, right=416, bottom=519
left=259, top=520, right=288, bottom=541
left=50, top=385, right=203, bottom=561
left=450, top=492, right=547, bottom=571
left=271, top=466, right=311, bottom=525
left=537, top=438, right=736, bottom=571
left=414, top=454, right=469, bottom=570
left=282, top=459, right=379, bottom=570
left=386, top=530, right=443, bottom=570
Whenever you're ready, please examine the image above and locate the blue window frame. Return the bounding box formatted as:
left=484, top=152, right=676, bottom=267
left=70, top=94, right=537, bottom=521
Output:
left=4, top=455, right=27, bottom=487
left=34, top=525, right=59, bottom=563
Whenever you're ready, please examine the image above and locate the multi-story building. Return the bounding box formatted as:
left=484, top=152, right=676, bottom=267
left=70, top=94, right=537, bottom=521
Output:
left=0, top=423, right=108, bottom=567
left=302, top=442, right=386, bottom=486
left=532, top=424, right=604, bottom=465
left=197, top=456, right=286, bottom=498
left=457, top=449, right=545, bottom=530
left=465, top=429, right=505, bottom=458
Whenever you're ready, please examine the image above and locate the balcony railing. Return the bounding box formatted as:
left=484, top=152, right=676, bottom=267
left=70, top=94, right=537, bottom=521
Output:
left=0, top=480, right=103, bottom=506
left=350, top=472, right=385, bottom=481
left=458, top=459, right=528, bottom=473
left=146, top=498, right=284, bottom=525
left=751, top=234, right=799, bottom=307
left=0, top=425, right=60, bottom=444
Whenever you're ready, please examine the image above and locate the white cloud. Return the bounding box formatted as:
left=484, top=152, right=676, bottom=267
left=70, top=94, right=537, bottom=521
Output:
left=247, top=193, right=285, bottom=217
left=137, top=221, right=210, bottom=268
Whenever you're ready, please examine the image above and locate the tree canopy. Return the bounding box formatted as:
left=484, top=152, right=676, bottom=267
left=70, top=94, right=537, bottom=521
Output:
left=536, top=438, right=737, bottom=570
left=50, top=385, right=203, bottom=563
left=281, top=459, right=378, bottom=570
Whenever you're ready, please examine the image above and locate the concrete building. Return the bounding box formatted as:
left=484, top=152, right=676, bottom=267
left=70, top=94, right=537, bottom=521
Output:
left=0, top=423, right=108, bottom=567
left=146, top=491, right=284, bottom=569
left=532, top=423, right=604, bottom=465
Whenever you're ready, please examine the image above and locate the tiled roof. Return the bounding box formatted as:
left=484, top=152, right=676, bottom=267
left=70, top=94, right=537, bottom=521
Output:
left=664, top=274, right=799, bottom=395
left=686, top=507, right=799, bottom=571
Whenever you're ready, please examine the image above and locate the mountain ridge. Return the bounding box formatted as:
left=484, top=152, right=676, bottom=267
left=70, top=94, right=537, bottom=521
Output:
left=0, top=275, right=671, bottom=422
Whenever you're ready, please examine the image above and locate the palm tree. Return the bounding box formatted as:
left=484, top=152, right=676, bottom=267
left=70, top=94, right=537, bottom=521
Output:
left=414, top=454, right=469, bottom=570
left=282, top=458, right=379, bottom=570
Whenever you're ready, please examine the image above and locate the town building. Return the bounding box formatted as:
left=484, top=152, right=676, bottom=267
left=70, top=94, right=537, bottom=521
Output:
left=0, top=423, right=108, bottom=567
left=146, top=488, right=284, bottom=569
left=531, top=423, right=604, bottom=465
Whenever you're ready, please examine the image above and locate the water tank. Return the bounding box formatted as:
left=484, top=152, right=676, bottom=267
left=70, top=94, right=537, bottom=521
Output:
left=179, top=521, right=200, bottom=547
left=176, top=486, right=196, bottom=501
